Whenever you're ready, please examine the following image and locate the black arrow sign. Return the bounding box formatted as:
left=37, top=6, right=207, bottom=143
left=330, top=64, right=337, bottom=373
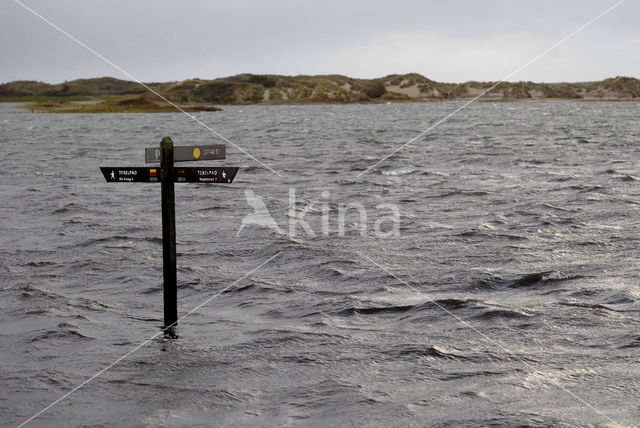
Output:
left=100, top=167, right=238, bottom=183
left=174, top=166, right=238, bottom=183
left=100, top=167, right=159, bottom=182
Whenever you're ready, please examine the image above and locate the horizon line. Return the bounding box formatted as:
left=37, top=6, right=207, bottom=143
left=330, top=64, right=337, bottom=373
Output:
left=1, top=73, right=638, bottom=87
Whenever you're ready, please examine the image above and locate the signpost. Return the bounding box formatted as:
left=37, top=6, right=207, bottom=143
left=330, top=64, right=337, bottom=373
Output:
left=100, top=136, right=238, bottom=337
left=160, top=137, right=177, bottom=334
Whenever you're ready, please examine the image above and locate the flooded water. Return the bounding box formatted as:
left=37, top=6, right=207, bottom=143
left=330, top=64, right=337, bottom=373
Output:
left=1, top=101, right=639, bottom=427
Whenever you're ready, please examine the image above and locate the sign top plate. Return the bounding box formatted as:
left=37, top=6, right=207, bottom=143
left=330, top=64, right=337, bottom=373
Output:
left=145, top=144, right=226, bottom=163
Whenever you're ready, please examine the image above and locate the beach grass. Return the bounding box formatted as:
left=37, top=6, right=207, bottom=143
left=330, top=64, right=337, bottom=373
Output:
left=17, top=95, right=221, bottom=113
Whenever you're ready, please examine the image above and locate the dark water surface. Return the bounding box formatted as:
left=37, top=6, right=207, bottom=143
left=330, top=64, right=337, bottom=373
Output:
left=1, top=101, right=639, bottom=427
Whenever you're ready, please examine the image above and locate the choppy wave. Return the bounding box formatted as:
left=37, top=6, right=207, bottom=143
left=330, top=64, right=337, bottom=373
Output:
left=2, top=101, right=639, bottom=426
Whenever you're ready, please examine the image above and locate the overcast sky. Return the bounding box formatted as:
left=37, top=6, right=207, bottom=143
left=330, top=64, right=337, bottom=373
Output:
left=1, top=0, right=638, bottom=84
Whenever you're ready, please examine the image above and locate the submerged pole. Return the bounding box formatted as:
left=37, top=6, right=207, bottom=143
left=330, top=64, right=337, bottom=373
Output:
left=160, top=136, right=178, bottom=335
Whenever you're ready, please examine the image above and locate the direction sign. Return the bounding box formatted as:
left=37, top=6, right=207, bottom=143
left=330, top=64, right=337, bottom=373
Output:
left=174, top=167, right=238, bottom=183
left=101, top=167, right=238, bottom=183
left=145, top=145, right=226, bottom=163
left=100, top=167, right=160, bottom=182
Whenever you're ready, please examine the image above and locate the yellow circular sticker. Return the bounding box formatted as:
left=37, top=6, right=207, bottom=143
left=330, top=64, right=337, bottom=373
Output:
left=193, top=147, right=201, bottom=159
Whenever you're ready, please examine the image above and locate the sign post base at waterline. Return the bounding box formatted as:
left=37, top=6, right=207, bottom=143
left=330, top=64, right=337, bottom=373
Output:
left=100, top=136, right=238, bottom=337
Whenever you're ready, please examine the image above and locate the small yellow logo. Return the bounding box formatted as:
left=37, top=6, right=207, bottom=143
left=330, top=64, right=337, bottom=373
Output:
left=193, top=147, right=201, bottom=159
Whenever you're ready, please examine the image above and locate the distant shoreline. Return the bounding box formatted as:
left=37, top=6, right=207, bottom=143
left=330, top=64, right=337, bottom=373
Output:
left=1, top=74, right=639, bottom=112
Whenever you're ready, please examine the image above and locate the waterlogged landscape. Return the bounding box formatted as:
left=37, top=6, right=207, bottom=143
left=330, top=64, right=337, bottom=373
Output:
left=1, top=100, right=639, bottom=426
left=1, top=74, right=639, bottom=113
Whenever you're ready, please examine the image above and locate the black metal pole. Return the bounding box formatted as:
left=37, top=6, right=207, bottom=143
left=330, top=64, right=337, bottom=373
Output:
left=160, top=136, right=178, bottom=334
